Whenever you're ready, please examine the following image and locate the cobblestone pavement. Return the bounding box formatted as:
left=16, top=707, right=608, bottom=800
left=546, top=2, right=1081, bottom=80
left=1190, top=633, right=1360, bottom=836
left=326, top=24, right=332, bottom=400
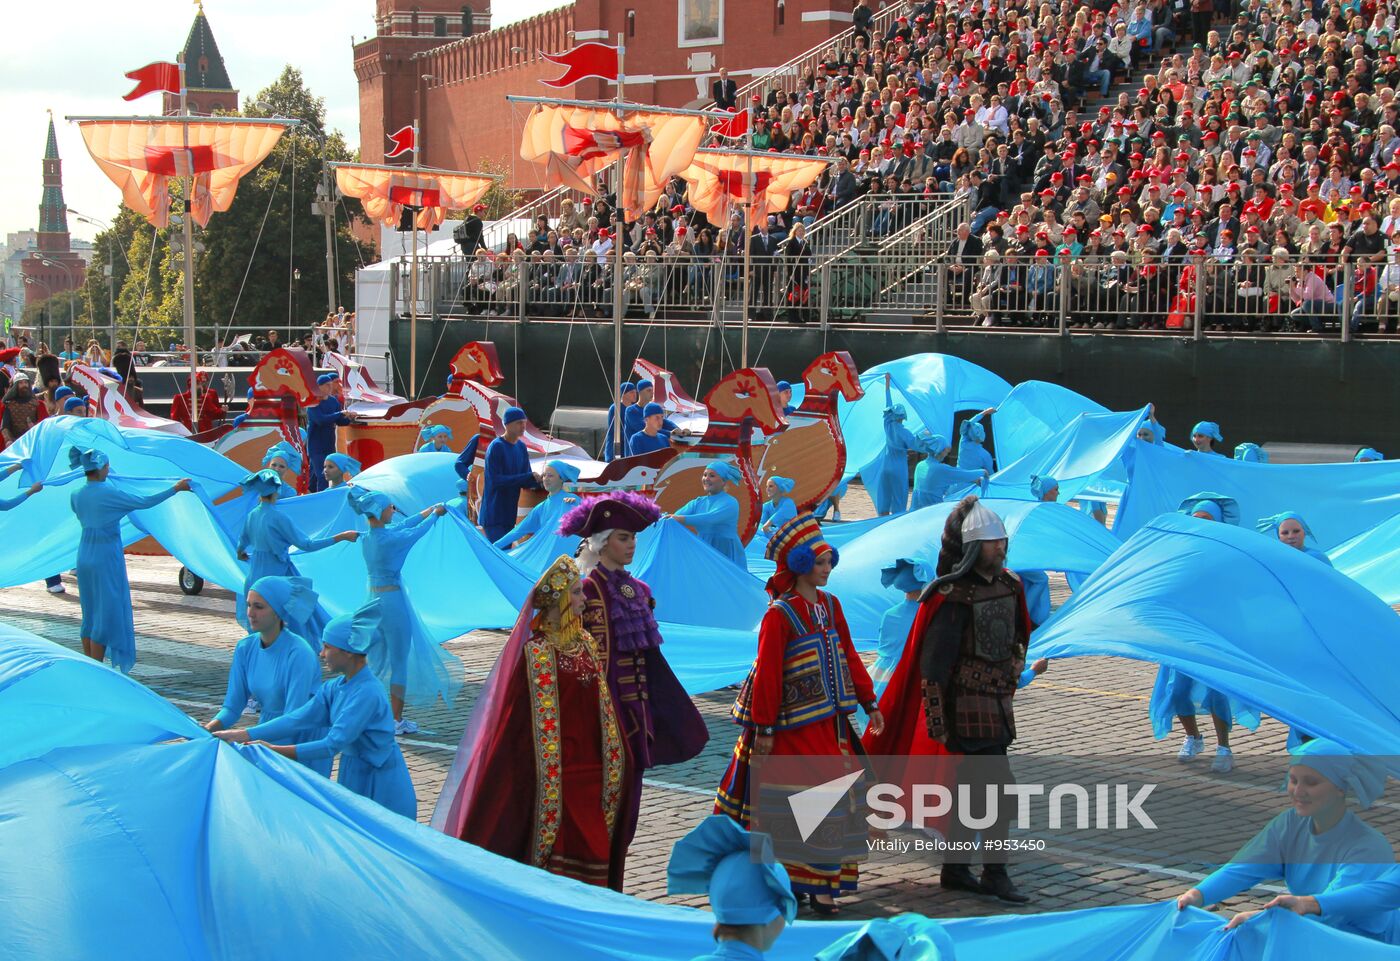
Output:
left=6, top=486, right=1394, bottom=925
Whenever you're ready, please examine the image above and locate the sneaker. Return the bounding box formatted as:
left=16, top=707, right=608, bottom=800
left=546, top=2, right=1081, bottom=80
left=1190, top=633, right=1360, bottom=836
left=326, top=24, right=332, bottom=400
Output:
left=46, top=583, right=66, bottom=594
left=245, top=698, right=261, bottom=715
left=1177, top=735, right=1204, bottom=761
left=1211, top=746, right=1234, bottom=774
left=831, top=509, right=842, bottom=522
left=394, top=719, right=419, bottom=736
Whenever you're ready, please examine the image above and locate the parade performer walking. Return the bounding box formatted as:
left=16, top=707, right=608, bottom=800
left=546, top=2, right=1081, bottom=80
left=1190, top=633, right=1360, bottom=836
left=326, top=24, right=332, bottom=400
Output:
left=436, top=555, right=630, bottom=889
left=716, top=513, right=883, bottom=917
left=480, top=406, right=540, bottom=543
left=492, top=460, right=582, bottom=551
left=1189, top=421, right=1225, bottom=455
left=560, top=493, right=709, bottom=886
left=216, top=606, right=418, bottom=819
left=870, top=377, right=919, bottom=516
left=322, top=453, right=360, bottom=489
left=69, top=448, right=190, bottom=672
left=670, top=461, right=747, bottom=567
left=236, top=469, right=357, bottom=648
left=864, top=495, right=1037, bottom=903
left=306, top=372, right=350, bottom=492
left=263, top=441, right=303, bottom=496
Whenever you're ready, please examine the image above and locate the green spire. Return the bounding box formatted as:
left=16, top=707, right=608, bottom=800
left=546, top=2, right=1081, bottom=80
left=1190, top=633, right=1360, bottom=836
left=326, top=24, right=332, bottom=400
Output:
left=181, top=9, right=234, bottom=91
left=38, top=114, right=67, bottom=236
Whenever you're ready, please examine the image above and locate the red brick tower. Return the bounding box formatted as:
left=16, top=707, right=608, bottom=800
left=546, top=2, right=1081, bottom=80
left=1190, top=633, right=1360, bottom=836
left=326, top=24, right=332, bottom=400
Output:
left=21, top=116, right=86, bottom=305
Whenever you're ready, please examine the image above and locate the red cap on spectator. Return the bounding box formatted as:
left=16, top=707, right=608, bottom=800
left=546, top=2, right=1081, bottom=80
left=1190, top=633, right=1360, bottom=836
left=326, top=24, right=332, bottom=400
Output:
left=1385, top=161, right=1400, bottom=171
left=645, top=228, right=656, bottom=235
left=1059, top=247, right=1072, bottom=255
left=1130, top=152, right=1144, bottom=160
left=1351, top=185, right=1364, bottom=194
left=1190, top=208, right=1205, bottom=217
left=1037, top=229, right=1050, bottom=238
left=1099, top=106, right=1111, bottom=115
left=1040, top=188, right=1056, bottom=196
left=1118, top=186, right=1132, bottom=195
left=1017, top=224, right=1031, bottom=233
left=670, top=204, right=685, bottom=214
left=1064, top=227, right=1077, bottom=236
left=964, top=108, right=975, bottom=117
left=1152, top=131, right=1166, bottom=140
left=1091, top=229, right=1102, bottom=237
left=1051, top=172, right=1064, bottom=181
left=1279, top=183, right=1294, bottom=191
left=598, top=228, right=609, bottom=239
left=1229, top=51, right=1241, bottom=59
left=1138, top=224, right=1153, bottom=234
left=1033, top=248, right=1051, bottom=257
left=1226, top=183, right=1242, bottom=191
left=1078, top=174, right=1092, bottom=182
left=1203, top=131, right=1219, bottom=140
left=1080, top=122, right=1093, bottom=132
left=752, top=95, right=761, bottom=102
left=1172, top=188, right=1187, bottom=197
left=1242, top=148, right=1256, bottom=156
left=1113, top=229, right=1126, bottom=237
left=1175, top=151, right=1190, bottom=160
left=1360, top=202, right=1374, bottom=212
left=583, top=197, right=593, bottom=204
left=1138, top=88, right=1150, bottom=97
left=473, top=203, right=487, bottom=213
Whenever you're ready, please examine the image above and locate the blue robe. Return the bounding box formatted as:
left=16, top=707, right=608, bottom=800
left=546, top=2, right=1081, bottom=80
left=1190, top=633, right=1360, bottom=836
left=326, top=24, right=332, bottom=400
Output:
left=814, top=479, right=849, bottom=520
left=628, top=430, right=672, bottom=456
left=492, top=489, right=582, bottom=552
left=213, top=629, right=331, bottom=777
left=624, top=403, right=678, bottom=440
left=71, top=480, right=180, bottom=673
left=758, top=496, right=797, bottom=536
left=417, top=441, right=451, bottom=454
left=1316, top=867, right=1400, bottom=944
left=872, top=413, right=919, bottom=515
left=1196, top=809, right=1396, bottom=941
left=602, top=403, right=625, bottom=461
left=306, top=397, right=350, bottom=493
left=0, top=490, right=34, bottom=512
left=247, top=666, right=417, bottom=819
left=1149, top=665, right=1259, bottom=739
left=1021, top=569, right=1051, bottom=627
left=957, top=438, right=994, bottom=474
left=674, top=490, right=746, bottom=568
left=1303, top=546, right=1334, bottom=566
left=480, top=436, right=539, bottom=542
left=870, top=598, right=919, bottom=693
left=236, top=501, right=338, bottom=648
left=361, top=512, right=459, bottom=706
left=911, top=459, right=986, bottom=510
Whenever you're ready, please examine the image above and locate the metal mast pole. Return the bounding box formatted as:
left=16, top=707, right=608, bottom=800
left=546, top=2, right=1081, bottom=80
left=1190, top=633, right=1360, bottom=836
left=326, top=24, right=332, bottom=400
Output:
left=409, top=115, right=421, bottom=398
left=610, top=34, right=627, bottom=460
left=741, top=100, right=755, bottom=367
left=179, top=55, right=199, bottom=427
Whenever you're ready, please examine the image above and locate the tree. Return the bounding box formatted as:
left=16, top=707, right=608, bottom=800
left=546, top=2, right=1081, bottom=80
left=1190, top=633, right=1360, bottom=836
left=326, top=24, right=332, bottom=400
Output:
left=80, top=206, right=147, bottom=345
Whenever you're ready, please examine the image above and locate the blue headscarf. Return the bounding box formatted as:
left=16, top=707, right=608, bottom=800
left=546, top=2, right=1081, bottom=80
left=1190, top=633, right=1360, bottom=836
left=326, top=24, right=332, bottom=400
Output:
left=667, top=815, right=797, bottom=926
left=960, top=418, right=986, bottom=443
left=918, top=431, right=950, bottom=457
left=1138, top=419, right=1164, bottom=445
left=642, top=401, right=665, bottom=418
left=316, top=372, right=339, bottom=386
left=502, top=406, right=527, bottom=426
left=1355, top=448, right=1385, bottom=462
left=263, top=441, right=303, bottom=475
left=1234, top=442, right=1268, bottom=463
left=1191, top=421, right=1223, bottom=443
left=420, top=424, right=453, bottom=441
left=547, top=459, right=580, bottom=483
left=707, top=460, right=742, bottom=485
left=767, top=475, right=795, bottom=495
left=1256, top=511, right=1315, bottom=542
left=1178, top=491, right=1240, bottom=526
left=241, top=469, right=285, bottom=499
left=321, top=602, right=381, bottom=655
left=1290, top=737, right=1388, bottom=809
left=347, top=486, right=392, bottom=519
left=885, top=403, right=908, bottom=423
left=323, top=453, right=361, bottom=477
left=1029, top=474, right=1059, bottom=499
left=815, top=918, right=957, bottom=961
left=880, top=557, right=934, bottom=594
left=68, top=447, right=109, bottom=473
left=248, top=575, right=319, bottom=629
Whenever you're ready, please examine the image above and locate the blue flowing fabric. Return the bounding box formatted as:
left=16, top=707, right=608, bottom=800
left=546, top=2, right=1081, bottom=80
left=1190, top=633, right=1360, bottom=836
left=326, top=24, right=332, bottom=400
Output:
left=990, top=381, right=1111, bottom=469
left=828, top=500, right=1122, bottom=645
left=840, top=355, right=1011, bottom=482
left=1331, top=513, right=1400, bottom=605
left=1030, top=514, right=1400, bottom=757
left=984, top=407, right=1149, bottom=512
left=632, top=518, right=768, bottom=632
left=6, top=630, right=1399, bottom=960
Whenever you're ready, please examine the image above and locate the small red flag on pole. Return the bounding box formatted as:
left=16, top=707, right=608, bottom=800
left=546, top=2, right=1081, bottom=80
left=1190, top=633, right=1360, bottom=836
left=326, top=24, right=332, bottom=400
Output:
left=385, top=125, right=417, bottom=159
left=539, top=42, right=621, bottom=88
left=709, top=108, right=750, bottom=140
left=123, top=62, right=182, bottom=101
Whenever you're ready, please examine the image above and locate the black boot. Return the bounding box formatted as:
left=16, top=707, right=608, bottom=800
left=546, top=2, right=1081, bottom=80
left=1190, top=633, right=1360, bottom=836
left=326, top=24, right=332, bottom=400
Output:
left=981, top=866, right=1030, bottom=904
left=939, top=864, right=985, bottom=894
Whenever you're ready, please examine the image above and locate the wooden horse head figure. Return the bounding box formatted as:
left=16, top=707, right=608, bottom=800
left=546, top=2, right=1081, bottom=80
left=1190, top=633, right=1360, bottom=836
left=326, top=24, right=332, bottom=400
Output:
left=800, top=351, right=864, bottom=410
left=68, top=363, right=188, bottom=435
left=250, top=348, right=319, bottom=406
left=446, top=341, right=504, bottom=395
left=757, top=352, right=863, bottom=512
left=632, top=358, right=706, bottom=416
left=325, top=351, right=404, bottom=406
left=699, top=366, right=788, bottom=443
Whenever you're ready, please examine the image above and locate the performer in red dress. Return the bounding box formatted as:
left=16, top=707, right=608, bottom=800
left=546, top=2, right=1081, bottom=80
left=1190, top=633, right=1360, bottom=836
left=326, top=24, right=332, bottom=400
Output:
left=432, top=555, right=629, bottom=888
left=170, top=372, right=225, bottom=434
left=715, top=513, right=884, bottom=917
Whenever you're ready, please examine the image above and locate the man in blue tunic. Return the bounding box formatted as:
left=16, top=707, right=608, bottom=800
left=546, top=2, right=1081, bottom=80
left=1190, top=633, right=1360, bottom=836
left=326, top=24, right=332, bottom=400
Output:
left=306, top=372, right=350, bottom=493
left=628, top=402, right=675, bottom=455
left=670, top=461, right=747, bottom=567
left=603, top=382, right=638, bottom=461
left=625, top=379, right=679, bottom=443
left=480, top=405, right=541, bottom=543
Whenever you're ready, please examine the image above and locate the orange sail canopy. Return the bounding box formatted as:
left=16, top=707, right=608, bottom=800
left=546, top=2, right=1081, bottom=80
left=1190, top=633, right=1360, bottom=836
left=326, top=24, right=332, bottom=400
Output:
left=330, top=162, right=497, bottom=230
left=518, top=104, right=705, bottom=214
left=679, top=150, right=830, bottom=225
left=72, top=118, right=291, bottom=229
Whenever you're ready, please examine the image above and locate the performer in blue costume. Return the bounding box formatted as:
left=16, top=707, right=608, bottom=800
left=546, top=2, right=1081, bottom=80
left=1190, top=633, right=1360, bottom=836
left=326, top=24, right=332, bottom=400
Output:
left=956, top=408, right=996, bottom=474
left=628, top=402, right=675, bottom=455
left=816, top=919, right=958, bottom=961
left=417, top=424, right=453, bottom=453
left=1153, top=492, right=1257, bottom=773
left=68, top=448, right=189, bottom=672
left=230, top=388, right=255, bottom=429
left=1235, top=442, right=1269, bottom=463
left=757, top=476, right=797, bottom=536
left=911, top=432, right=987, bottom=510
left=235, top=469, right=357, bottom=647
left=871, top=382, right=919, bottom=516
left=1255, top=867, right=1400, bottom=944
left=603, top=382, right=638, bottom=461
left=0, top=465, right=41, bottom=511
left=667, top=815, right=797, bottom=961
left=670, top=461, right=747, bottom=567
left=306, top=372, right=350, bottom=492
left=813, top=478, right=847, bottom=522
left=349, top=486, right=455, bottom=735
left=1137, top=405, right=1166, bottom=445
left=624, top=379, right=678, bottom=440
left=492, top=459, right=582, bottom=550
left=263, top=441, right=303, bottom=496
left=480, top=406, right=540, bottom=543
left=1021, top=474, right=1061, bottom=627
left=1259, top=511, right=1332, bottom=566
left=1355, top=448, right=1385, bottom=462
left=62, top=396, right=90, bottom=415
left=322, top=452, right=360, bottom=489
left=204, top=575, right=331, bottom=776
left=775, top=380, right=796, bottom=417
left=217, top=606, right=418, bottom=819
left=1188, top=420, right=1225, bottom=455
left=1179, top=739, right=1396, bottom=943
left=868, top=557, right=932, bottom=692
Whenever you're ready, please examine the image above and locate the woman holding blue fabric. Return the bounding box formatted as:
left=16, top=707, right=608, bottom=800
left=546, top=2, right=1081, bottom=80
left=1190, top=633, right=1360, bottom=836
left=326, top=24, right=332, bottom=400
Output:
left=1177, top=740, right=1396, bottom=943
left=757, top=476, right=797, bottom=536
left=321, top=452, right=360, bottom=489
left=417, top=424, right=453, bottom=453
left=1021, top=475, right=1060, bottom=627
left=492, top=460, right=582, bottom=550
left=1260, top=512, right=1332, bottom=567
left=262, top=441, right=304, bottom=495
left=216, top=607, right=418, bottom=819
left=956, top=408, right=997, bottom=474
left=911, top=433, right=986, bottom=511
left=0, top=464, right=41, bottom=511
left=349, top=486, right=453, bottom=735
left=68, top=448, right=190, bottom=671
left=1188, top=421, right=1225, bottom=455
left=869, top=557, right=931, bottom=692
left=670, top=461, right=747, bottom=567
left=870, top=377, right=920, bottom=516
left=1235, top=443, right=1268, bottom=463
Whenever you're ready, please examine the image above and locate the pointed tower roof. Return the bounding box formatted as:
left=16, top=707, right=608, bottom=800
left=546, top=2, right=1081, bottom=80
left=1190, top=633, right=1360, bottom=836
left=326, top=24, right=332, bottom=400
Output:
left=181, top=6, right=234, bottom=91
left=38, top=114, right=68, bottom=235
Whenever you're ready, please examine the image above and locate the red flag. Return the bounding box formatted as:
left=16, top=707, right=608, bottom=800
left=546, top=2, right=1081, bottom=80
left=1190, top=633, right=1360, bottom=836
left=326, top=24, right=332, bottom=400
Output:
left=563, top=126, right=646, bottom=162
left=709, top=108, right=749, bottom=140
left=540, top=42, right=620, bottom=88
left=388, top=184, right=442, bottom=207
left=385, top=125, right=416, bottom=159
left=715, top=168, right=774, bottom=200
left=123, top=62, right=181, bottom=102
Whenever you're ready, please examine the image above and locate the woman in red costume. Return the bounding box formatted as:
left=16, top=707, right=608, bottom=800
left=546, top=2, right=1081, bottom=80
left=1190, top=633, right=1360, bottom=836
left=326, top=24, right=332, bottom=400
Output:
left=715, top=512, right=884, bottom=917
left=432, top=554, right=629, bottom=889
